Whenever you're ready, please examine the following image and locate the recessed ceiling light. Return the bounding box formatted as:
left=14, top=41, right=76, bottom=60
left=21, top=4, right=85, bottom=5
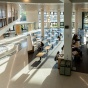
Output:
left=23, top=0, right=29, bottom=2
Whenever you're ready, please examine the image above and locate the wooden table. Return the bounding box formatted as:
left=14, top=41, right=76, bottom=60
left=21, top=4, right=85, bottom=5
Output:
left=36, top=52, right=45, bottom=61
left=45, top=46, right=51, bottom=53
left=58, top=55, right=64, bottom=68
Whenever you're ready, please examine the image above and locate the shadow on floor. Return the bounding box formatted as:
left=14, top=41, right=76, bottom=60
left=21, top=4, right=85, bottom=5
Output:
left=31, top=61, right=41, bottom=67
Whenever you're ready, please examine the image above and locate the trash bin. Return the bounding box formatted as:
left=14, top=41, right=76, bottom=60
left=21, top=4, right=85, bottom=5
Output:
left=59, top=60, right=65, bottom=75
left=64, top=60, right=71, bottom=76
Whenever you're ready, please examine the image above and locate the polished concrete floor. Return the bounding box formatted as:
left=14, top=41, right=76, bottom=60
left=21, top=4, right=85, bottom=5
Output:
left=1, top=40, right=88, bottom=88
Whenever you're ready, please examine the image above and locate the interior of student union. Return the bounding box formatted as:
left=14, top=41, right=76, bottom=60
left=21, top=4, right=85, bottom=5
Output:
left=1, top=0, right=88, bottom=88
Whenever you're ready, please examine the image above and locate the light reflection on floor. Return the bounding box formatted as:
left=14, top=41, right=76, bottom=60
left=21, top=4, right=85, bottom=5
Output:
left=0, top=56, right=10, bottom=74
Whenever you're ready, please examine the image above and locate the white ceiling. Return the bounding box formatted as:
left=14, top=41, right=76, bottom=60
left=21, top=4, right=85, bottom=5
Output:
left=1, top=1, right=88, bottom=12
left=19, top=3, right=88, bottom=12
left=20, top=3, right=64, bottom=12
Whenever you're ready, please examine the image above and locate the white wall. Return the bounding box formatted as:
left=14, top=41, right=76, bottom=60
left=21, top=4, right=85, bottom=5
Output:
left=26, top=10, right=38, bottom=29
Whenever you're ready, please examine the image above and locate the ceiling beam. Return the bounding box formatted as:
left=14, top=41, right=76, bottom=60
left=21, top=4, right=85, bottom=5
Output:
left=60, top=0, right=72, bottom=3
left=70, top=0, right=88, bottom=3
left=0, top=0, right=62, bottom=3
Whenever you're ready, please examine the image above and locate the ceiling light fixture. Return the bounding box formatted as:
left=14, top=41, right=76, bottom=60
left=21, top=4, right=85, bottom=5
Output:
left=23, top=0, right=30, bottom=2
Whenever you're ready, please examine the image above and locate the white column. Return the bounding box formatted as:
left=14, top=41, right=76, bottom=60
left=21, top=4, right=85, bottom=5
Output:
left=64, top=2, right=72, bottom=61
left=47, top=11, right=50, bottom=29
left=36, top=12, right=39, bottom=29
left=78, top=11, right=82, bottom=29
left=11, top=4, right=13, bottom=22
left=41, top=9, right=44, bottom=37
left=57, top=11, right=60, bottom=28
left=75, top=9, right=78, bottom=34
left=75, top=9, right=82, bottom=34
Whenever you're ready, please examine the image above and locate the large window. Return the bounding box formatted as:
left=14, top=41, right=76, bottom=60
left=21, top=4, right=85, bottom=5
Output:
left=50, top=12, right=57, bottom=22
left=82, top=12, right=88, bottom=29
left=38, top=11, right=41, bottom=28
left=60, top=12, right=75, bottom=28
left=0, top=4, right=7, bottom=28
left=60, top=12, right=64, bottom=28
left=50, top=12, right=57, bottom=28
left=72, top=12, right=75, bottom=28
left=38, top=11, right=58, bottom=28
left=20, top=11, right=26, bottom=21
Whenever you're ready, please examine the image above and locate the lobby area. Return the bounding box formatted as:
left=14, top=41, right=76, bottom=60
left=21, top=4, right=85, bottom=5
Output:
left=0, top=0, right=88, bottom=88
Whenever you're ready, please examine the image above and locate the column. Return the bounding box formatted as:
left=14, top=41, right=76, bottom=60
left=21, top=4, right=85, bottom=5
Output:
left=17, top=6, right=21, bottom=21
left=64, top=2, right=72, bottom=61
left=15, top=24, right=22, bottom=35
left=11, top=4, right=13, bottom=22
left=6, top=3, right=8, bottom=25
left=75, top=8, right=78, bottom=34
left=47, top=11, right=50, bottom=29
left=75, top=8, right=82, bottom=34
left=57, top=11, right=60, bottom=28
left=41, top=9, right=44, bottom=37
left=78, top=11, right=82, bottom=29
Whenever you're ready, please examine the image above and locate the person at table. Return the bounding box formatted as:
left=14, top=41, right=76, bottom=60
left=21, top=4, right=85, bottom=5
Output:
left=72, top=40, right=80, bottom=48
left=60, top=33, right=63, bottom=38
left=38, top=42, right=44, bottom=51
left=72, top=34, right=80, bottom=42
left=72, top=47, right=82, bottom=60
left=61, top=45, right=64, bottom=54
left=57, top=35, right=61, bottom=41
left=54, top=51, right=60, bottom=61
left=72, top=41, right=82, bottom=60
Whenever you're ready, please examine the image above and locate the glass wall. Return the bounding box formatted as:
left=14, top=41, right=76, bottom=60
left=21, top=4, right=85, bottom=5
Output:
left=82, top=12, right=88, bottom=29
left=60, top=12, right=64, bottom=28
left=20, top=11, right=26, bottom=21
left=38, top=11, right=58, bottom=28
left=50, top=12, right=57, bottom=28
left=72, top=12, right=75, bottom=28
left=38, top=11, right=75, bottom=29
left=38, top=11, right=41, bottom=28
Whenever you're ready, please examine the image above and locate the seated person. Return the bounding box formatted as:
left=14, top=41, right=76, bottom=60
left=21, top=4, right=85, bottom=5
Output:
left=55, top=51, right=60, bottom=61
left=60, top=33, right=63, bottom=38
left=57, top=35, right=61, bottom=40
left=38, top=42, right=44, bottom=51
left=72, top=41, right=80, bottom=48
left=72, top=34, right=80, bottom=43
left=72, top=47, right=82, bottom=60
left=61, top=45, right=64, bottom=54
